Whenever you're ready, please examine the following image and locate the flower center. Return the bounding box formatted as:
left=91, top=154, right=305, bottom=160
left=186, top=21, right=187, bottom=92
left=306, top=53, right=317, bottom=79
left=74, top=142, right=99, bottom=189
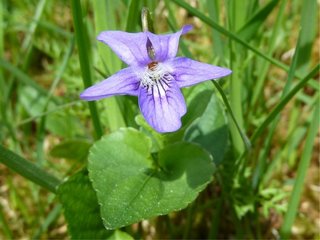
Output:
left=141, top=62, right=171, bottom=86
left=141, top=62, right=173, bottom=97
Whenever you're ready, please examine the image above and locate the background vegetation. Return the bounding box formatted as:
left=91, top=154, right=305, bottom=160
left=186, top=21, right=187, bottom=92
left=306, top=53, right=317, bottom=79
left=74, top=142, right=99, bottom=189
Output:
left=0, top=0, right=319, bottom=239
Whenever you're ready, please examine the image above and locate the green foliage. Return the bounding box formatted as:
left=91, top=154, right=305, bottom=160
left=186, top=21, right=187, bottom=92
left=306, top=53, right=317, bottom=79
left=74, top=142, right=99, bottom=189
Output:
left=237, top=0, right=279, bottom=41
left=50, top=139, right=91, bottom=162
left=184, top=84, right=229, bottom=165
left=88, top=128, right=214, bottom=229
left=0, top=0, right=318, bottom=239
left=0, top=145, right=61, bottom=193
left=58, top=169, right=133, bottom=239
left=19, top=86, right=85, bottom=138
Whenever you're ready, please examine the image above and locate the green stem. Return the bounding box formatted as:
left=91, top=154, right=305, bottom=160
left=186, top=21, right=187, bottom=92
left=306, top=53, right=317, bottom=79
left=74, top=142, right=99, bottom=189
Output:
left=227, top=0, right=246, bottom=154
left=212, top=81, right=251, bottom=151
left=71, top=0, right=103, bottom=139
left=0, top=145, right=61, bottom=193
left=17, top=101, right=79, bottom=126
left=141, top=7, right=154, bottom=33
left=229, top=44, right=244, bottom=154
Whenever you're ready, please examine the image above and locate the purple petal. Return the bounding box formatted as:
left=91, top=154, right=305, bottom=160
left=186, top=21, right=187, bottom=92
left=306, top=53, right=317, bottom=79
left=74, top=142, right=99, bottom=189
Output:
left=146, top=25, right=193, bottom=62
left=166, top=57, right=232, bottom=88
left=97, top=31, right=149, bottom=66
left=138, top=79, right=186, bottom=133
left=80, top=67, right=140, bottom=101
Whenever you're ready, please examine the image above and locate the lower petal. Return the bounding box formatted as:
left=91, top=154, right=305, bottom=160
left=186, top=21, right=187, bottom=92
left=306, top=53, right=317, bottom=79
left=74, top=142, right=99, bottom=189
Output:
left=80, top=67, right=140, bottom=101
left=166, top=57, right=232, bottom=88
left=138, top=80, right=186, bottom=133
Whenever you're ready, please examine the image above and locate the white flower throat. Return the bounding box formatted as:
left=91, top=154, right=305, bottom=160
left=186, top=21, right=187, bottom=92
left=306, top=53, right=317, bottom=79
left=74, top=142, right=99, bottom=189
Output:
left=140, top=61, right=173, bottom=97
left=141, top=61, right=166, bottom=86
left=140, top=37, right=174, bottom=96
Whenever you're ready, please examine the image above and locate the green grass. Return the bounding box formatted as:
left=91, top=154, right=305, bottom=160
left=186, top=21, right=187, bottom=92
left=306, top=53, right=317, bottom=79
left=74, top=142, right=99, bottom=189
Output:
left=71, top=0, right=103, bottom=139
left=0, top=0, right=318, bottom=239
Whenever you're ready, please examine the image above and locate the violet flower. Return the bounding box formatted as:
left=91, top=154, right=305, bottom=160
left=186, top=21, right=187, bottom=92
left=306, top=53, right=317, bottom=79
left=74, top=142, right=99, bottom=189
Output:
left=80, top=25, right=232, bottom=133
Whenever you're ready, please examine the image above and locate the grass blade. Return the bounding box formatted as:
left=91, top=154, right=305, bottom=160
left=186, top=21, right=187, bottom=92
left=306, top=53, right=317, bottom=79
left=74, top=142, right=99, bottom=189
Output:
left=126, top=0, right=142, bottom=32
left=251, top=9, right=301, bottom=188
left=32, top=204, right=62, bottom=239
left=71, top=0, right=103, bottom=139
left=164, top=0, right=192, bottom=58
left=0, top=58, right=52, bottom=99
left=250, top=0, right=287, bottom=108
left=295, top=0, right=317, bottom=72
left=35, top=37, right=75, bottom=165
left=237, top=0, right=279, bottom=41
left=251, top=64, right=319, bottom=143
left=0, top=204, right=13, bottom=239
left=21, top=0, right=47, bottom=52
left=93, top=0, right=121, bottom=72
left=93, top=0, right=126, bottom=131
left=0, top=145, right=61, bottom=193
left=206, top=0, right=224, bottom=62
left=171, top=0, right=301, bottom=78
left=280, top=100, right=319, bottom=239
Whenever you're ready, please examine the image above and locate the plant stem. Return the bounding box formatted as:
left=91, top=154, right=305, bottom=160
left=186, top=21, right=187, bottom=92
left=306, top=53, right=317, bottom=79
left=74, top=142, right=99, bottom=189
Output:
left=71, top=0, right=103, bottom=139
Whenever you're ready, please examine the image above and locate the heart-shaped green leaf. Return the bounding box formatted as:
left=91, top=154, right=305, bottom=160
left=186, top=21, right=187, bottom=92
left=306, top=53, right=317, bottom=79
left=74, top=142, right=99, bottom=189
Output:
left=88, top=128, right=215, bottom=229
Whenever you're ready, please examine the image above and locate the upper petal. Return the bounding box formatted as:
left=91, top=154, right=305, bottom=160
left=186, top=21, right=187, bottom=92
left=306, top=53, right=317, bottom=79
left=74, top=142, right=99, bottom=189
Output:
left=97, top=31, right=150, bottom=66
left=80, top=67, right=140, bottom=101
left=165, top=57, right=232, bottom=88
left=146, top=25, right=193, bottom=62
left=138, top=78, right=186, bottom=133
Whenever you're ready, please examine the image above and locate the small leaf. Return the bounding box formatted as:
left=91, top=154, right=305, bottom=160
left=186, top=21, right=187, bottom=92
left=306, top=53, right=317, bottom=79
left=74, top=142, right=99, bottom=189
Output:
left=19, top=85, right=85, bottom=137
left=46, top=112, right=84, bottom=138
left=58, top=170, right=113, bottom=239
left=19, top=85, right=56, bottom=117
left=182, top=82, right=213, bottom=127
left=108, top=230, right=134, bottom=240
left=88, top=128, right=215, bottom=229
left=50, top=139, right=91, bottom=161
left=184, top=92, right=229, bottom=165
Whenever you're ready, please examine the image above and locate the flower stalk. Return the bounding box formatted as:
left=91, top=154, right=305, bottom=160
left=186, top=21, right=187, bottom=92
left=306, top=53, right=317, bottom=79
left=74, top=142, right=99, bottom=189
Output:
left=141, top=7, right=154, bottom=33
left=71, top=0, right=103, bottom=139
